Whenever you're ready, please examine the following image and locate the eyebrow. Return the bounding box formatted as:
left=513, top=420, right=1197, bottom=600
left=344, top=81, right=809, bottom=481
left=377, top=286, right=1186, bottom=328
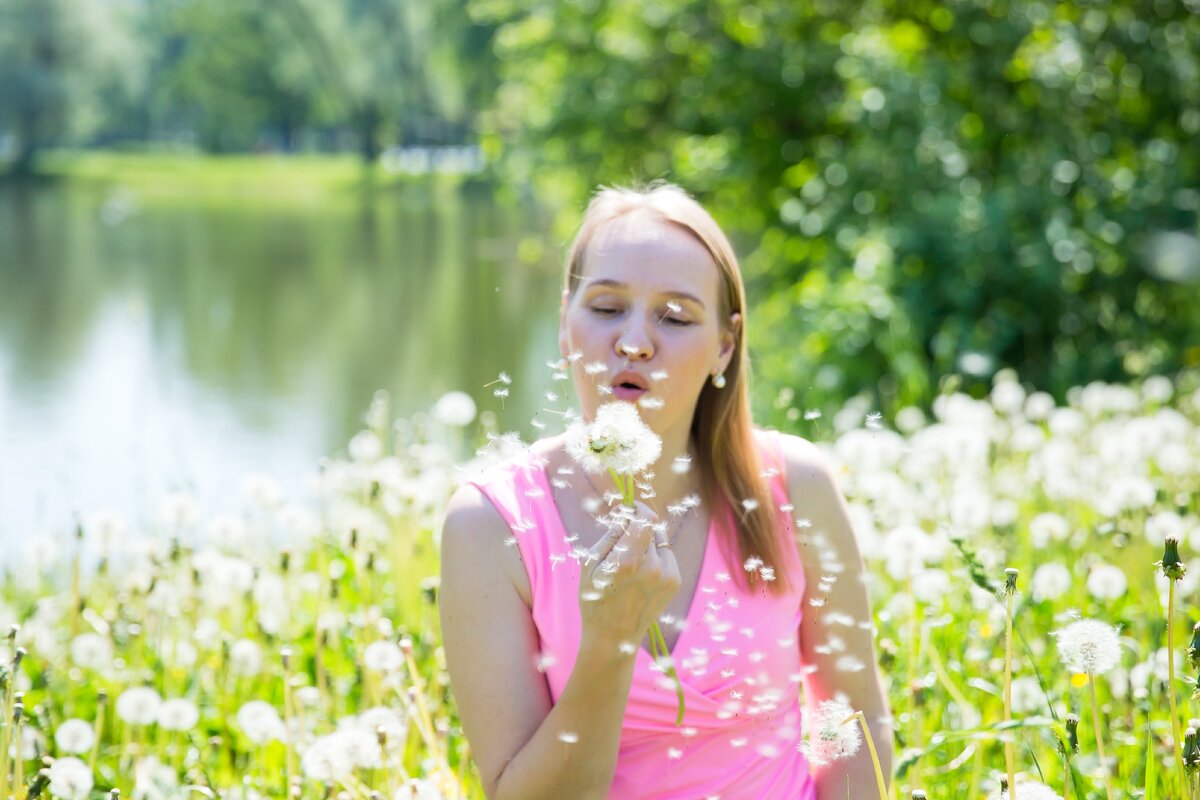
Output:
left=581, top=279, right=707, bottom=310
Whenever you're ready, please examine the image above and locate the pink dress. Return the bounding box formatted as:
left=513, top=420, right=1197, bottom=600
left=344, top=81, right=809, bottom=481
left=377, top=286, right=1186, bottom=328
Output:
left=468, top=429, right=817, bottom=799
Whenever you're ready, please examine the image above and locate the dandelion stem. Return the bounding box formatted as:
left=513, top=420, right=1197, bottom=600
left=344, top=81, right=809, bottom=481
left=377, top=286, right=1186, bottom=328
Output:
left=846, top=711, right=889, bottom=800
left=1088, top=674, right=1115, bottom=800
left=1004, top=573, right=1017, bottom=800
left=649, top=622, right=685, bottom=725
left=1168, top=579, right=1186, bottom=784
left=281, top=648, right=295, bottom=797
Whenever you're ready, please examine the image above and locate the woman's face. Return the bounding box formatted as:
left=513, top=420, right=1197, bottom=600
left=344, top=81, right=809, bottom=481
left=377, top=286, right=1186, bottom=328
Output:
left=559, top=212, right=739, bottom=436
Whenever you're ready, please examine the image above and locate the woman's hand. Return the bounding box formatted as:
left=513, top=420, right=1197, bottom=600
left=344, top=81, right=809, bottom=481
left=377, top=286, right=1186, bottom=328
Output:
left=578, top=501, right=682, bottom=651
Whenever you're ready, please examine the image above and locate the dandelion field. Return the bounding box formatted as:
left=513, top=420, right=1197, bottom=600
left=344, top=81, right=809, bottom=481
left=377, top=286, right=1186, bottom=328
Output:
left=3, top=370, right=1200, bottom=799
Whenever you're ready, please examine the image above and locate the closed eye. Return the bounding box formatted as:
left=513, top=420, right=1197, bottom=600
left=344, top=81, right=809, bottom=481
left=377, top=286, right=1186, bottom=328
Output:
left=664, top=317, right=693, bottom=327
left=590, top=307, right=619, bottom=316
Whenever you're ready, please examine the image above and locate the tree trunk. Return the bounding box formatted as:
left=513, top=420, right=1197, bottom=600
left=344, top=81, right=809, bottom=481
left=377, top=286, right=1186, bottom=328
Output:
left=357, top=105, right=382, bottom=164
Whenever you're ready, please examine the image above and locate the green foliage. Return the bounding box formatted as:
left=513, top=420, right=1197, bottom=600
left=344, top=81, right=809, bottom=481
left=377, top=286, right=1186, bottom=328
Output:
left=0, top=0, right=496, bottom=165
left=474, top=0, right=1200, bottom=419
left=0, top=0, right=142, bottom=172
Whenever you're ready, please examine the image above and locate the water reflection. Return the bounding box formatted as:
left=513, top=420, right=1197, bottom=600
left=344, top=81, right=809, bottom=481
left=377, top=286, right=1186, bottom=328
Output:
left=0, top=181, right=561, bottom=553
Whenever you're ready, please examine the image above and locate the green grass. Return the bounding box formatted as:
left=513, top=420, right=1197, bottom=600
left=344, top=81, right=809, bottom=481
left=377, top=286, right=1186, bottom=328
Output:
left=31, top=150, right=472, bottom=208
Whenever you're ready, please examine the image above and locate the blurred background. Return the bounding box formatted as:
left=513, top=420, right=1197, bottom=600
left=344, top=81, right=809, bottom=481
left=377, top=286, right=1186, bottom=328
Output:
left=1, top=0, right=1198, bottom=550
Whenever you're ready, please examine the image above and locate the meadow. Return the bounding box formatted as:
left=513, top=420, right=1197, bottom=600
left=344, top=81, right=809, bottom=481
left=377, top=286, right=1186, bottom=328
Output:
left=2, top=370, right=1199, bottom=799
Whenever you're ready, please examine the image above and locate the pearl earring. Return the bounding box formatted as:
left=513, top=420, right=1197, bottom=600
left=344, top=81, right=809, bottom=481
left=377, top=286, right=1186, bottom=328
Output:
left=712, top=372, right=726, bottom=389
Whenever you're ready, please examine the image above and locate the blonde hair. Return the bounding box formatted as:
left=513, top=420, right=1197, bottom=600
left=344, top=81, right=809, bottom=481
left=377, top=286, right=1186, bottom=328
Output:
left=563, top=182, right=787, bottom=593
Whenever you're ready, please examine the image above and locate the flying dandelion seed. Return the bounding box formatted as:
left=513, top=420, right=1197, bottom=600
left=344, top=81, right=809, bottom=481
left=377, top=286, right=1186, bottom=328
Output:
left=804, top=409, right=822, bottom=420
left=651, top=369, right=669, bottom=381
left=584, top=361, right=609, bottom=375
left=558, top=731, right=579, bottom=744
left=865, top=412, right=882, bottom=430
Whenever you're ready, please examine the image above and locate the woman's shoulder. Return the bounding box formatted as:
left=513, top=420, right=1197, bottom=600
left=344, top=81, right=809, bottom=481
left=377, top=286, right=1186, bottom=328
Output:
left=755, top=428, right=843, bottom=510
left=754, top=428, right=831, bottom=479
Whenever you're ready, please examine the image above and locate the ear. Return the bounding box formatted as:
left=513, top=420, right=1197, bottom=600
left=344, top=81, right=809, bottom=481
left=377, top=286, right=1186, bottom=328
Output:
left=716, top=312, right=741, bottom=371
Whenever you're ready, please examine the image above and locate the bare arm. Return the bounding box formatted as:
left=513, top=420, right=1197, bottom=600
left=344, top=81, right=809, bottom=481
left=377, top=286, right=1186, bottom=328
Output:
left=781, top=435, right=894, bottom=799
left=439, top=485, right=678, bottom=800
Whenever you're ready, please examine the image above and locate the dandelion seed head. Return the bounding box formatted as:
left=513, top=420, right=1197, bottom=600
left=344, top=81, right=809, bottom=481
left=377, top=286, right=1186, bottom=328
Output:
left=236, top=701, right=285, bottom=744
left=53, top=718, right=96, bottom=755
left=115, top=687, right=162, bottom=726
left=47, top=756, right=94, bottom=800
left=158, top=698, right=200, bottom=731
left=564, top=402, right=662, bottom=475
left=798, top=699, right=861, bottom=767
left=1055, top=619, right=1122, bottom=675
left=363, top=641, right=405, bottom=673
left=986, top=780, right=1064, bottom=800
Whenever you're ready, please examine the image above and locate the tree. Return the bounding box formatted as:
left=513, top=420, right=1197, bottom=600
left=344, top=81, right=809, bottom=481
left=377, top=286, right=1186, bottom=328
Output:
left=0, top=0, right=141, bottom=174
left=473, top=0, right=1200, bottom=416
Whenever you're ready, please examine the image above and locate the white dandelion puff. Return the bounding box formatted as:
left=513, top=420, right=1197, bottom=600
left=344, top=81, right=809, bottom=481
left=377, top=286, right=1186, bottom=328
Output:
left=584, top=361, right=609, bottom=375
left=47, top=757, right=94, bottom=800
left=431, top=391, right=476, bottom=427
left=564, top=402, right=662, bottom=475
left=363, top=640, right=405, bottom=673
left=493, top=387, right=509, bottom=399
left=236, top=701, right=285, bottom=744
left=1055, top=619, right=1122, bottom=675
left=651, top=369, right=669, bottom=381
left=741, top=498, right=760, bottom=513
left=53, top=719, right=96, bottom=755
left=158, top=698, right=200, bottom=731
left=986, top=780, right=1064, bottom=800
left=300, top=733, right=354, bottom=780
left=799, top=699, right=862, bottom=767
left=865, top=412, right=882, bottom=430
left=116, top=687, right=162, bottom=726
left=557, top=731, right=579, bottom=744
left=638, top=396, right=665, bottom=410
left=743, top=557, right=764, bottom=573
left=804, top=409, right=822, bottom=420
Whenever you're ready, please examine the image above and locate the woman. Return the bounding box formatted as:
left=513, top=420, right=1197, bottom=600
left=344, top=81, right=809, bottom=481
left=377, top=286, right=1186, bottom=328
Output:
left=440, top=183, right=891, bottom=799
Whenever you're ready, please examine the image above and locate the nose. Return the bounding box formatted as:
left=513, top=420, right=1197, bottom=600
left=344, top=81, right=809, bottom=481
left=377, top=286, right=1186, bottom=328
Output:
left=616, top=322, right=654, bottom=361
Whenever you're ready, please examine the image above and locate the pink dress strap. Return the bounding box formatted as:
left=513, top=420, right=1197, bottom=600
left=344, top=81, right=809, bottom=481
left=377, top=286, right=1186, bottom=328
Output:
left=467, top=430, right=817, bottom=799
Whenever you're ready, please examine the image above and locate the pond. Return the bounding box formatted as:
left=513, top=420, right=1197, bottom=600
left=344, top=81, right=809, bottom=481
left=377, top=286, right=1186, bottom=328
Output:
left=0, top=178, right=562, bottom=557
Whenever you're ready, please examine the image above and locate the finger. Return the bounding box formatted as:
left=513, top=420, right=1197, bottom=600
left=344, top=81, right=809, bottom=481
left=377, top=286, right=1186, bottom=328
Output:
left=588, top=525, right=626, bottom=563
